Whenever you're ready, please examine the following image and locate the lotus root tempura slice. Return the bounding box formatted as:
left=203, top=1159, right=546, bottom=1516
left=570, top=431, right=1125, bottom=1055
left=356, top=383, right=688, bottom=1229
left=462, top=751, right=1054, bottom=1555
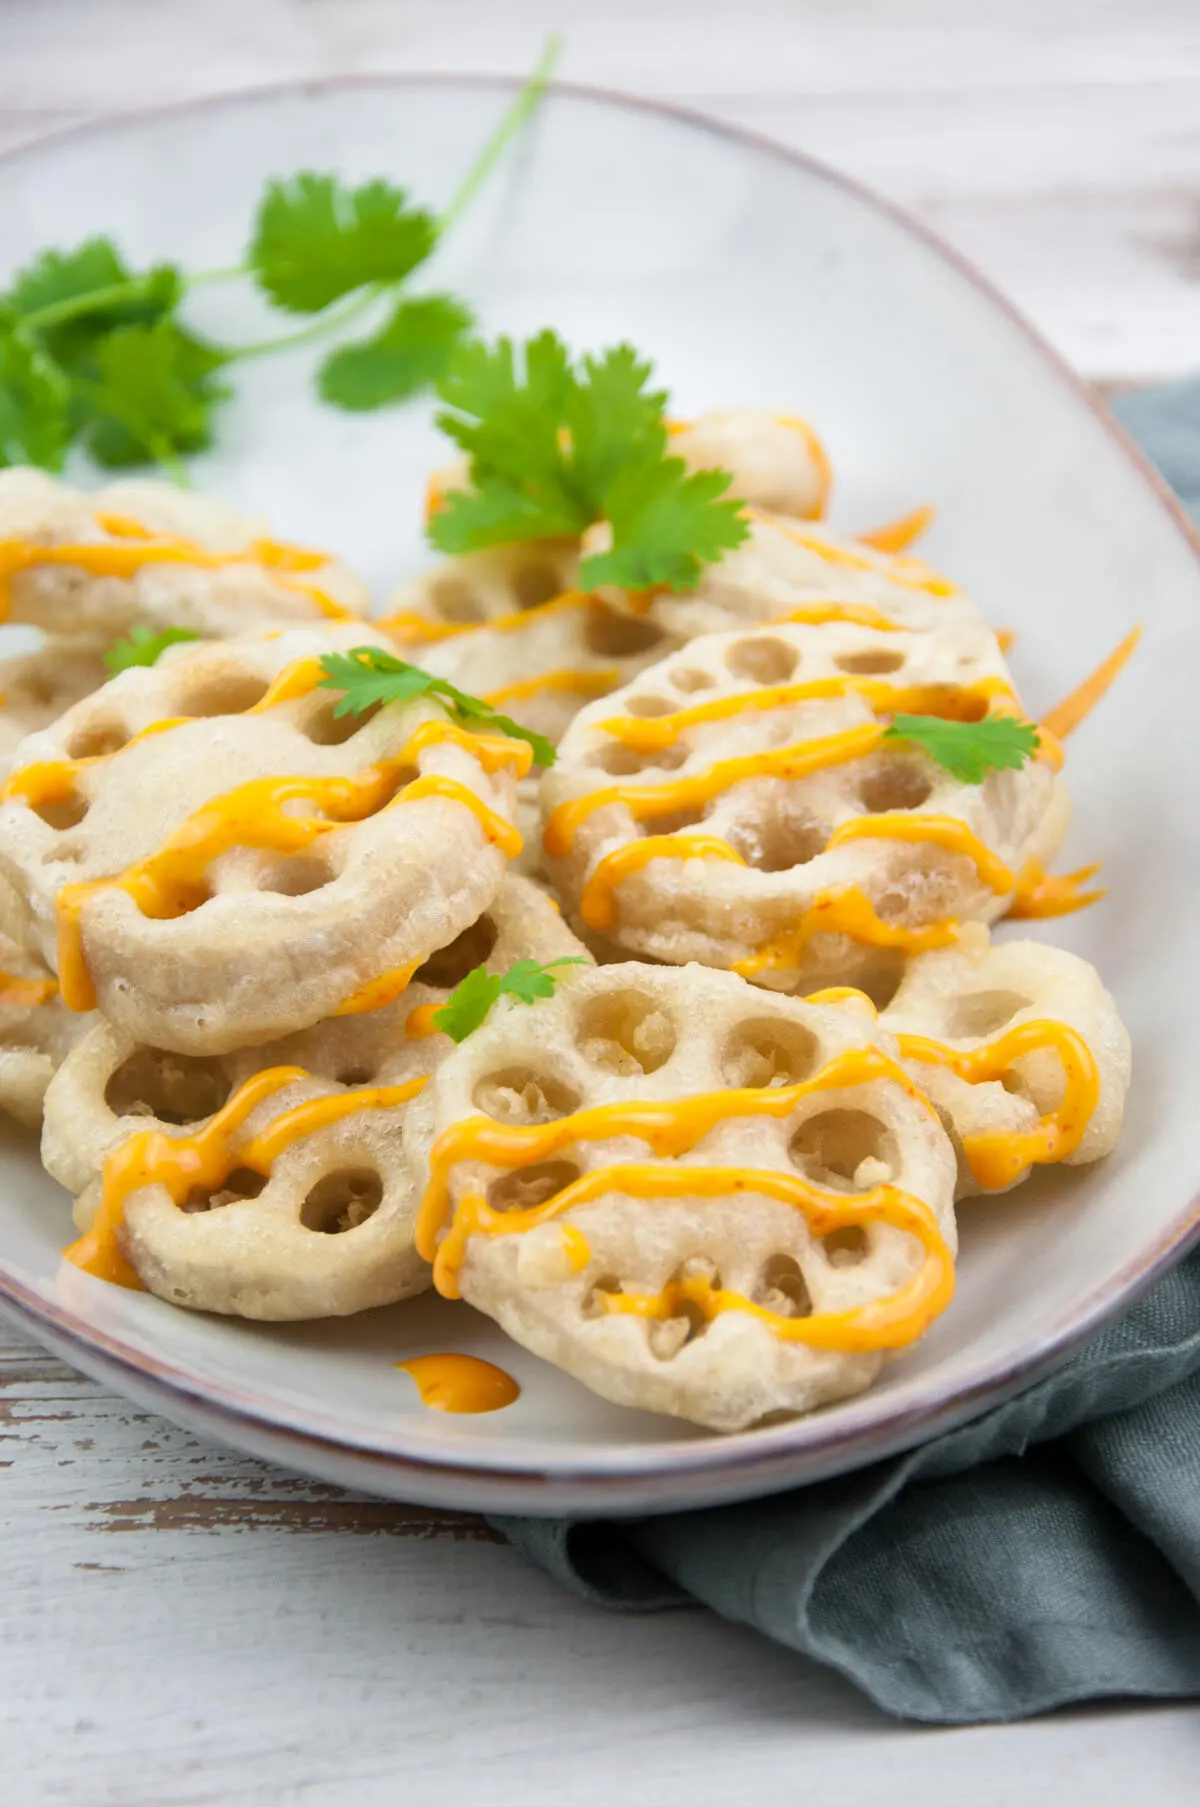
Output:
left=410, top=960, right=958, bottom=1431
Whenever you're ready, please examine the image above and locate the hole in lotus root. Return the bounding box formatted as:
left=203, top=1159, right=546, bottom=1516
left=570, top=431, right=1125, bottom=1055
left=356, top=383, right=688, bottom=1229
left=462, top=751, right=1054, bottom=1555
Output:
left=512, top=561, right=563, bottom=610
left=582, top=1273, right=622, bottom=1318
left=822, top=1225, right=870, bottom=1267
left=67, top=719, right=129, bottom=760
left=726, top=805, right=828, bottom=873
left=301, top=1168, right=384, bottom=1232
left=584, top=608, right=666, bottom=658
left=857, top=759, right=933, bottom=814
left=301, top=695, right=379, bottom=745
left=257, top=855, right=334, bottom=897
left=337, top=1066, right=375, bottom=1087
left=836, top=648, right=905, bottom=676
left=624, top=694, right=675, bottom=718
left=670, top=667, right=716, bottom=694
left=577, top=989, right=677, bottom=1075
left=754, top=1252, right=812, bottom=1317
left=590, top=740, right=687, bottom=776
left=946, top=989, right=1032, bottom=1039
left=473, top=1067, right=581, bottom=1125
left=487, top=1158, right=581, bottom=1215
left=721, top=1018, right=820, bottom=1089
left=414, top=914, right=498, bottom=989
left=790, top=1110, right=899, bottom=1192
left=44, top=838, right=83, bottom=864
left=644, top=803, right=707, bottom=837
left=182, top=1166, right=267, bottom=1213
left=1001, top=1069, right=1037, bottom=1104
left=430, top=575, right=486, bottom=625
left=31, top=790, right=88, bottom=831
left=178, top=671, right=271, bottom=718
left=725, top=638, right=798, bottom=685
left=105, top=1048, right=232, bottom=1125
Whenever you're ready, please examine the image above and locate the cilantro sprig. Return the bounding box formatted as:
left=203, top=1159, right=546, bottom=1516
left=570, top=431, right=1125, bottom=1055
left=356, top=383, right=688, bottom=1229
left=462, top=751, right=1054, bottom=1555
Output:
left=429, top=332, right=750, bottom=591
left=318, top=647, right=557, bottom=766
left=104, top=625, right=201, bottom=675
left=883, top=714, right=1041, bottom=784
left=0, top=40, right=559, bottom=478
left=433, top=957, right=588, bottom=1043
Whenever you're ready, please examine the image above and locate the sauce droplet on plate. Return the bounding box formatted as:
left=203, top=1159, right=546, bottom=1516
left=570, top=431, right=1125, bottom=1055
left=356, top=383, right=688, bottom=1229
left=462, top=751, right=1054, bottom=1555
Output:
left=396, top=1353, right=519, bottom=1415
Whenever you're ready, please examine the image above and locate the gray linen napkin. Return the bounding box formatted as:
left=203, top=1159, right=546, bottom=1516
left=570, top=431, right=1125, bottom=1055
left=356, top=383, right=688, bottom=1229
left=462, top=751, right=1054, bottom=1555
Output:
left=493, top=383, right=1200, bottom=1724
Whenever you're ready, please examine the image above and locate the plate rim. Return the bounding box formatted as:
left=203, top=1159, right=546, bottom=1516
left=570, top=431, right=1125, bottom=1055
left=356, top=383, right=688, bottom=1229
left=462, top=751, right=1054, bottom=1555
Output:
left=0, top=69, right=1197, bottom=1512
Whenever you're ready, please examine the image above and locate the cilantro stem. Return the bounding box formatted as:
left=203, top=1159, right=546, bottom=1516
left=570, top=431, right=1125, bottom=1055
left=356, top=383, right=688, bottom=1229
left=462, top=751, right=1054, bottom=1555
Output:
left=15, top=276, right=163, bottom=334
left=222, top=284, right=387, bottom=363
left=438, top=34, right=562, bottom=237
left=184, top=262, right=251, bottom=288
left=221, top=38, right=560, bottom=368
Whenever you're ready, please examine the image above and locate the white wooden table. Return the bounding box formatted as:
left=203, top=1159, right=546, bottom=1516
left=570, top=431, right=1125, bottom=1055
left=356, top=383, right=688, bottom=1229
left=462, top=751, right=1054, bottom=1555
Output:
left=2, top=4, right=1198, bottom=1799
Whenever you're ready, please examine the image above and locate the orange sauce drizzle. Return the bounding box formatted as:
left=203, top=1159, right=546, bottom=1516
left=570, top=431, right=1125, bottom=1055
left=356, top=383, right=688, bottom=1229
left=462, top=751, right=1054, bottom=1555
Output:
left=379, top=589, right=588, bottom=645
left=825, top=812, right=1021, bottom=896
left=0, top=971, right=57, bottom=1007
left=415, top=1046, right=953, bottom=1352
left=857, top=505, right=934, bottom=554
left=543, top=723, right=885, bottom=858
left=806, top=986, right=880, bottom=1013
left=733, top=889, right=962, bottom=978
left=746, top=506, right=958, bottom=598
left=484, top=667, right=619, bottom=707
left=581, top=835, right=746, bottom=931
left=334, top=959, right=421, bottom=1017
left=0, top=527, right=352, bottom=622
left=65, top=1067, right=428, bottom=1288
left=774, top=600, right=906, bottom=632
left=595, top=674, right=1014, bottom=756
left=396, top=1353, right=519, bottom=1414
left=55, top=723, right=527, bottom=1012
left=894, top=1020, right=1100, bottom=1190
left=1040, top=625, right=1141, bottom=740
left=405, top=1001, right=443, bottom=1038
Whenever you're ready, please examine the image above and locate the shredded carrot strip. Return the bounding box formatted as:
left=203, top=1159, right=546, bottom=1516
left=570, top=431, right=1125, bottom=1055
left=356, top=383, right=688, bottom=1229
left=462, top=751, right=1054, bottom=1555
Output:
left=1041, top=626, right=1141, bottom=740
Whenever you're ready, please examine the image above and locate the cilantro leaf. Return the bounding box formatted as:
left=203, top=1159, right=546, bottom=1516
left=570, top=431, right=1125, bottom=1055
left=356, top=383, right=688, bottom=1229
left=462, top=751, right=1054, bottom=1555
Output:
left=0, top=331, right=70, bottom=469
left=318, top=294, right=475, bottom=411
left=249, top=175, right=437, bottom=314
left=883, top=714, right=1041, bottom=785
left=581, top=459, right=747, bottom=592
left=432, top=957, right=588, bottom=1042
left=81, top=321, right=230, bottom=467
left=3, top=239, right=183, bottom=381
left=105, top=625, right=201, bottom=675
left=428, top=330, right=749, bottom=589
left=317, top=647, right=557, bottom=766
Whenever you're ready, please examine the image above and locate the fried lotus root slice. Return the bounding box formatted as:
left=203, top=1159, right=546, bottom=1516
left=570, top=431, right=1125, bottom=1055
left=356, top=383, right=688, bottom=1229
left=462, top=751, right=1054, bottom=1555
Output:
left=0, top=938, right=90, bottom=1128
left=414, top=589, right=680, bottom=747
left=410, top=961, right=958, bottom=1431
left=0, top=640, right=112, bottom=774
left=383, top=537, right=581, bottom=640
left=668, top=408, right=831, bottom=520
left=43, top=874, right=589, bottom=1195
left=878, top=930, right=1131, bottom=1196
left=70, top=1070, right=431, bottom=1320
left=0, top=626, right=523, bottom=1052
left=541, top=617, right=1065, bottom=997
left=0, top=468, right=368, bottom=641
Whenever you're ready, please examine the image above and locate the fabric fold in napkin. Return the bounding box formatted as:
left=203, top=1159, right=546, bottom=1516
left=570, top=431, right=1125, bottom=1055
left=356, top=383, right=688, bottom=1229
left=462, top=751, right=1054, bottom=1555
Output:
left=492, top=382, right=1200, bottom=1724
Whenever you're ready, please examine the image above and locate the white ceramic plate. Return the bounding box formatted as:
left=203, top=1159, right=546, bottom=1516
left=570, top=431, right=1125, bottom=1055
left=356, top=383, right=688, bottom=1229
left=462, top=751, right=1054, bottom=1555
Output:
left=0, top=76, right=1196, bottom=1516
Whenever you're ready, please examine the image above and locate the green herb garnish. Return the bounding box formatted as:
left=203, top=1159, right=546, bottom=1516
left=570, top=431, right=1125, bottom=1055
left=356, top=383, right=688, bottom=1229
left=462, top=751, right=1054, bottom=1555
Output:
left=883, top=714, right=1041, bottom=784
left=317, top=647, right=556, bottom=766
left=0, top=39, right=559, bottom=479
left=429, top=331, right=749, bottom=591
left=433, top=957, right=588, bottom=1042
left=104, top=625, right=201, bottom=674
